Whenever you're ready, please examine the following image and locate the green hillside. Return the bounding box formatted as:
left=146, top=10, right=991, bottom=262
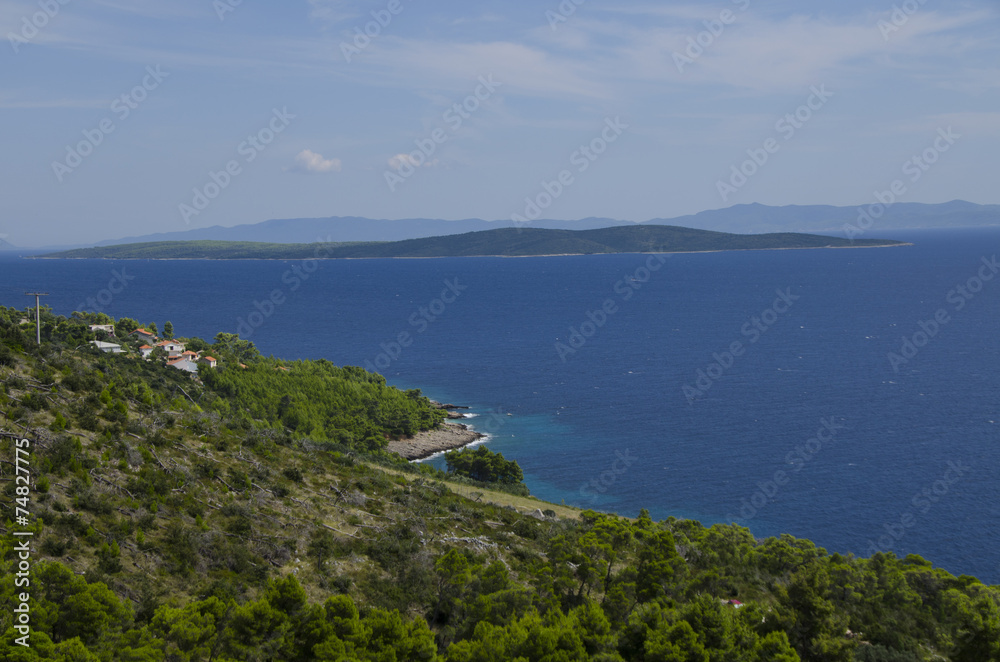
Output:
left=42, top=240, right=378, bottom=260
left=1, top=306, right=997, bottom=661
left=43, top=226, right=907, bottom=260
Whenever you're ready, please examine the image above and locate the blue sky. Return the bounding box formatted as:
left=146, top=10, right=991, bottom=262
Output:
left=2, top=0, right=998, bottom=246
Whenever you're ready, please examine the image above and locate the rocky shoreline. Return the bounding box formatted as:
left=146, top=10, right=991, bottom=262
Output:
left=430, top=400, right=470, bottom=420
left=386, top=421, right=485, bottom=461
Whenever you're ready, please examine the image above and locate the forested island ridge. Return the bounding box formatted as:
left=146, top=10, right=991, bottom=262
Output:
left=40, top=225, right=908, bottom=260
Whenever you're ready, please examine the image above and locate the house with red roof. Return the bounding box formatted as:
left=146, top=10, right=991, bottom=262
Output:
left=155, top=340, right=185, bottom=358
left=131, top=328, right=157, bottom=343
left=138, top=344, right=155, bottom=359
left=167, top=357, right=199, bottom=374
left=199, top=356, right=218, bottom=369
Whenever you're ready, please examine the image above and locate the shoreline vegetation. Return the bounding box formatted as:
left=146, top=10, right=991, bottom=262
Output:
left=38, top=225, right=909, bottom=260
left=2, top=307, right=999, bottom=661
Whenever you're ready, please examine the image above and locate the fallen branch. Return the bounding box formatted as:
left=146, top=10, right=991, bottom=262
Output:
left=90, top=469, right=135, bottom=499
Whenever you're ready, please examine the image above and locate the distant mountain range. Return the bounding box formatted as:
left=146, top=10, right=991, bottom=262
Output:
left=44, top=226, right=906, bottom=260
left=6, top=201, right=997, bottom=252
left=647, top=200, right=999, bottom=234
left=82, top=200, right=996, bottom=247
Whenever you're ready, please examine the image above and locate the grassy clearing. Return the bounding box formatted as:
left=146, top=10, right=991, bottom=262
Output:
left=372, top=462, right=585, bottom=520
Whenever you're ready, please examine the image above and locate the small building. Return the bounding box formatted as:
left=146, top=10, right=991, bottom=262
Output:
left=91, top=340, right=124, bottom=354
left=199, top=356, right=218, bottom=369
left=167, top=357, right=199, bottom=374
left=155, top=340, right=185, bottom=358
left=138, top=344, right=155, bottom=359
left=181, top=351, right=199, bottom=361
left=89, top=324, right=115, bottom=336
left=131, top=328, right=158, bottom=343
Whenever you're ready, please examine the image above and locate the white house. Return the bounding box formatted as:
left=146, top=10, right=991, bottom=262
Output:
left=167, top=357, right=199, bottom=373
left=89, top=324, right=115, bottom=336
left=91, top=340, right=124, bottom=354
left=131, top=328, right=158, bottom=343
left=199, top=355, right=218, bottom=369
left=155, top=340, right=185, bottom=358
left=138, top=344, right=155, bottom=359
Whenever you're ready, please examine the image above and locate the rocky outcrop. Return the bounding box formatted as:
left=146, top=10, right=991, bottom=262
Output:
left=386, top=421, right=485, bottom=461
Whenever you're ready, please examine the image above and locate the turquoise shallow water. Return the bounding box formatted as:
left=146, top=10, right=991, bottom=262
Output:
left=3, top=226, right=998, bottom=583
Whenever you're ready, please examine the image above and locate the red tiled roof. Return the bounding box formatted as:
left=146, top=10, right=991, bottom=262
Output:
left=139, top=345, right=153, bottom=350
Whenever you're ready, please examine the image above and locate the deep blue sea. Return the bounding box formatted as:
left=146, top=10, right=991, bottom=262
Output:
left=2, top=227, right=998, bottom=583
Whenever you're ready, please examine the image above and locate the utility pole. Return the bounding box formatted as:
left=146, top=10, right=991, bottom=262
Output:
left=24, top=292, right=49, bottom=345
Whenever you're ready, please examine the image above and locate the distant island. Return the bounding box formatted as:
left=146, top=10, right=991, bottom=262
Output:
left=42, top=225, right=907, bottom=259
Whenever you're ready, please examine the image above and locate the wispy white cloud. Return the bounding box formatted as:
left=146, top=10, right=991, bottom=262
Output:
left=289, top=149, right=342, bottom=173
left=899, top=112, right=1000, bottom=138
left=91, top=0, right=205, bottom=20
left=328, top=7, right=998, bottom=106
left=307, top=0, right=357, bottom=24
left=352, top=39, right=610, bottom=100
left=8, top=1, right=994, bottom=107
left=449, top=14, right=505, bottom=26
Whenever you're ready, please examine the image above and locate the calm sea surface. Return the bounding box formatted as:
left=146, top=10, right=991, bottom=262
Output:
left=2, top=227, right=998, bottom=583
